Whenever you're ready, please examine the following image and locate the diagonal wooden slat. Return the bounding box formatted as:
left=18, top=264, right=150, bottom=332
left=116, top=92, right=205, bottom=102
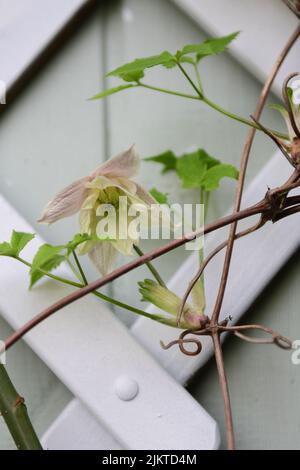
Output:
left=171, top=0, right=299, bottom=96
left=0, top=0, right=96, bottom=105
left=0, top=194, right=219, bottom=450
left=41, top=149, right=300, bottom=449
left=132, top=151, right=300, bottom=383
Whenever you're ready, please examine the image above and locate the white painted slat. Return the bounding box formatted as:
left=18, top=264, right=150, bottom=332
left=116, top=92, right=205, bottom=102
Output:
left=171, top=0, right=299, bottom=97
left=0, top=0, right=90, bottom=93
left=132, top=151, right=300, bottom=384
left=0, top=195, right=219, bottom=449
left=42, top=399, right=122, bottom=450
left=42, top=149, right=300, bottom=448
left=3, top=0, right=298, bottom=449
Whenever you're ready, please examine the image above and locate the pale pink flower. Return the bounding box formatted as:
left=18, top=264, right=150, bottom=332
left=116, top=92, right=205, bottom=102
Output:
left=38, top=146, right=156, bottom=274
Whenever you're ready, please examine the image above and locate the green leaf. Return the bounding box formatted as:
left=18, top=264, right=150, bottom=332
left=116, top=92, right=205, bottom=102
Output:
left=144, top=150, right=177, bottom=173
left=11, top=231, right=35, bottom=255
left=120, top=70, right=145, bottom=82
left=150, top=188, right=169, bottom=204
left=176, top=149, right=238, bottom=190
left=0, top=242, right=16, bottom=257
left=29, top=234, right=113, bottom=287
left=146, top=147, right=238, bottom=193
left=66, top=233, right=103, bottom=254
left=89, top=84, right=135, bottom=100
left=0, top=231, right=35, bottom=258
left=176, top=149, right=219, bottom=189
left=176, top=152, right=207, bottom=188
left=107, top=51, right=176, bottom=82
left=198, top=149, right=220, bottom=169
left=269, top=103, right=288, bottom=114
left=30, top=244, right=65, bottom=288
left=178, top=56, right=195, bottom=65
left=201, top=164, right=239, bottom=191
left=179, top=32, right=239, bottom=61
left=30, top=255, right=65, bottom=288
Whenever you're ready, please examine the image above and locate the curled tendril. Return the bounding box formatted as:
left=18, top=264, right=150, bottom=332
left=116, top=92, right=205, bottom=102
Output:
left=160, top=329, right=203, bottom=356
left=160, top=322, right=293, bottom=356
left=221, top=324, right=293, bottom=350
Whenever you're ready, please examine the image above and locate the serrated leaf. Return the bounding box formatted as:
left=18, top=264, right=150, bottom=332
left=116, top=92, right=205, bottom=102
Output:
left=176, top=149, right=219, bottom=189
left=198, top=149, right=220, bottom=169
left=107, top=51, right=176, bottom=82
left=31, top=244, right=65, bottom=270
left=89, top=84, right=135, bottom=100
left=144, top=150, right=177, bottom=173
left=179, top=32, right=239, bottom=61
left=66, top=233, right=103, bottom=254
left=30, top=254, right=65, bottom=288
left=0, top=242, right=16, bottom=257
left=11, top=231, right=35, bottom=255
left=201, top=164, right=239, bottom=191
left=150, top=188, right=169, bottom=204
left=178, top=56, right=195, bottom=65
left=0, top=231, right=35, bottom=258
left=30, top=244, right=65, bottom=288
left=176, top=152, right=207, bottom=188
left=120, top=70, right=145, bottom=82
left=176, top=149, right=237, bottom=190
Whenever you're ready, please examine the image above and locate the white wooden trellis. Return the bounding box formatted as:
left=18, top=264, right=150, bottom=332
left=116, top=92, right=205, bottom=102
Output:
left=0, top=0, right=299, bottom=450
left=0, top=0, right=94, bottom=96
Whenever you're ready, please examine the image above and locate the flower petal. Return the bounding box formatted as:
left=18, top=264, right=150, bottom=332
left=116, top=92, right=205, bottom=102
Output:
left=92, top=145, right=139, bottom=179
left=114, top=177, right=137, bottom=195
left=135, top=183, right=157, bottom=205
left=88, top=242, right=118, bottom=275
left=111, top=238, right=135, bottom=256
left=81, top=189, right=100, bottom=210
left=38, top=176, right=91, bottom=224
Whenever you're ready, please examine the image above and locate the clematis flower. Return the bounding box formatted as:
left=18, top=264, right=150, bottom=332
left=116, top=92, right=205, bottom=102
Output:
left=271, top=77, right=300, bottom=163
left=275, top=102, right=300, bottom=144
left=38, top=146, right=156, bottom=275
left=290, top=79, right=300, bottom=106
left=138, top=279, right=208, bottom=329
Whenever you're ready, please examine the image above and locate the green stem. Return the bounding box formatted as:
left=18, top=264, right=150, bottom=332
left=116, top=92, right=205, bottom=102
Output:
left=203, top=190, right=210, bottom=220
left=91, top=289, right=174, bottom=325
left=193, top=62, right=203, bottom=93
left=72, top=250, right=88, bottom=285
left=190, top=188, right=207, bottom=312
left=69, top=251, right=165, bottom=320
left=177, top=61, right=204, bottom=97
left=202, top=96, right=288, bottom=140
left=138, top=82, right=199, bottom=100
left=16, top=257, right=82, bottom=290
left=176, top=62, right=289, bottom=140
left=65, top=257, right=81, bottom=281
left=0, top=364, right=42, bottom=450
left=16, top=257, right=171, bottom=326
left=133, top=245, right=166, bottom=287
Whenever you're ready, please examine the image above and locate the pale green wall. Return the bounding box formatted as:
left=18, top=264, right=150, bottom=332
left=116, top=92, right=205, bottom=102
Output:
left=0, top=0, right=298, bottom=449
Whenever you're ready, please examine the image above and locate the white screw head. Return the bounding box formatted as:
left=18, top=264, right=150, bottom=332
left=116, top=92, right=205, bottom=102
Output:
left=114, top=376, right=139, bottom=401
